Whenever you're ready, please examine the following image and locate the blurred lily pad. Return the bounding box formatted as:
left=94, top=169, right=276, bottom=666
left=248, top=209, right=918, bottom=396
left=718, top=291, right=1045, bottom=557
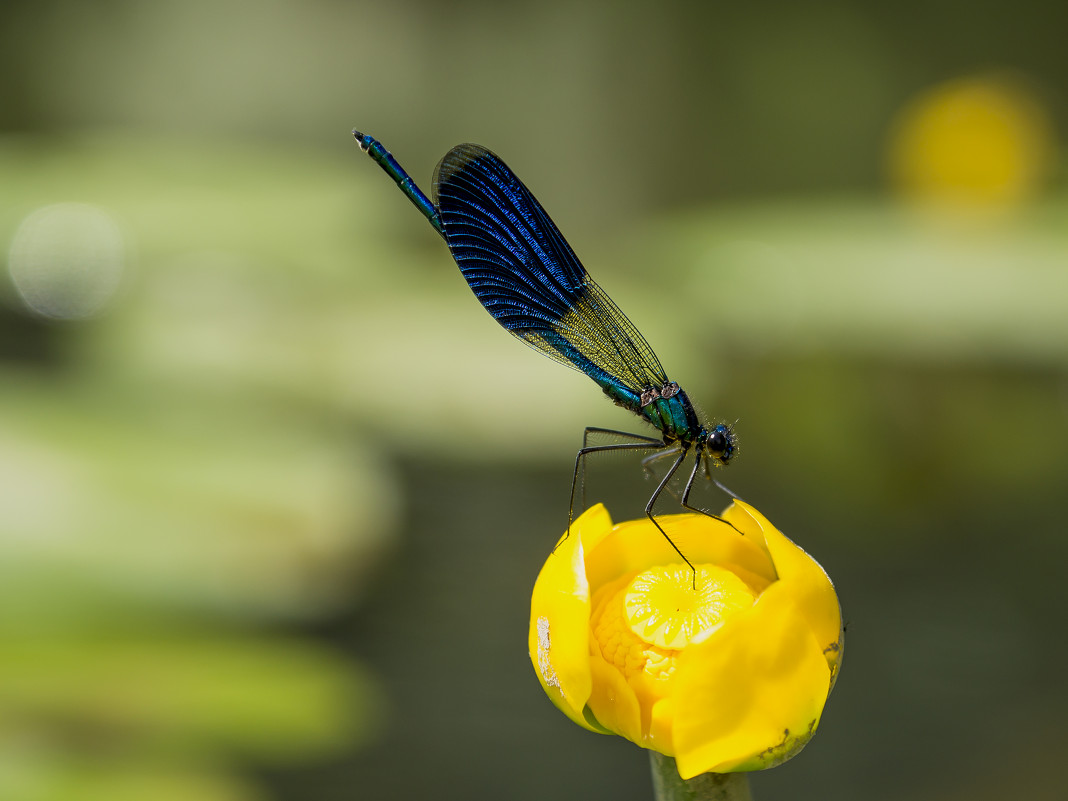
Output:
left=632, top=198, right=1068, bottom=385
left=0, top=635, right=376, bottom=801
left=0, top=374, right=397, bottom=628
left=0, top=635, right=375, bottom=760
left=0, top=756, right=260, bottom=801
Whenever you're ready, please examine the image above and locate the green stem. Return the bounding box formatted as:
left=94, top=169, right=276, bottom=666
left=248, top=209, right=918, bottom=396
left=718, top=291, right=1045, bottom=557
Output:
left=649, top=753, right=753, bottom=801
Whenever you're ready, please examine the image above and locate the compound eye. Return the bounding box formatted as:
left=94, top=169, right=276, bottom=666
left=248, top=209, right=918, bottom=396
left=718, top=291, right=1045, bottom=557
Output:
left=709, top=428, right=728, bottom=454
left=706, top=425, right=734, bottom=464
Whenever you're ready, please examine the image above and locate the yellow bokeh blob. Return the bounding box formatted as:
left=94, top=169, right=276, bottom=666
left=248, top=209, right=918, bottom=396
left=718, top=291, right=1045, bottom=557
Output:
left=888, top=75, right=1056, bottom=209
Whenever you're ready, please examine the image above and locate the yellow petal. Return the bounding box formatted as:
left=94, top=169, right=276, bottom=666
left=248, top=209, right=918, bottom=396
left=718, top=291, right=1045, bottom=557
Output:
left=730, top=501, right=844, bottom=678
left=672, top=583, right=831, bottom=778
left=586, top=512, right=777, bottom=593
left=528, top=504, right=612, bottom=732
left=648, top=695, right=676, bottom=755
left=719, top=501, right=768, bottom=541
left=586, top=640, right=644, bottom=744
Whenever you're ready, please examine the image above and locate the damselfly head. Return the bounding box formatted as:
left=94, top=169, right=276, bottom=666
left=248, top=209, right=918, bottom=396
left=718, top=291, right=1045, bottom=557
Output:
left=703, top=423, right=735, bottom=466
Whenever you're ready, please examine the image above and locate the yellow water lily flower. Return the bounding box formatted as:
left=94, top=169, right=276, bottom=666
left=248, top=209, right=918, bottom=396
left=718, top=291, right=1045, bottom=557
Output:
left=528, top=501, right=842, bottom=780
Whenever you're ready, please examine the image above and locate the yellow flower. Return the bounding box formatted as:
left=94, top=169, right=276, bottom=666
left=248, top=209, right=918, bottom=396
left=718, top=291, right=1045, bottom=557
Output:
left=528, top=501, right=843, bottom=779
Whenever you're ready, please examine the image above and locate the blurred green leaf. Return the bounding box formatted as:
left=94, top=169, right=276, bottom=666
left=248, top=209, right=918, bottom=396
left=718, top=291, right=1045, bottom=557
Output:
left=0, top=375, right=397, bottom=628
left=633, top=199, right=1068, bottom=380
left=0, top=755, right=261, bottom=801
left=0, top=635, right=376, bottom=761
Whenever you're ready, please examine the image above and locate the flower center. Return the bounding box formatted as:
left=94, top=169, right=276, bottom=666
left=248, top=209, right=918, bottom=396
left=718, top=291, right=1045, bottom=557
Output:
left=624, top=564, right=757, bottom=650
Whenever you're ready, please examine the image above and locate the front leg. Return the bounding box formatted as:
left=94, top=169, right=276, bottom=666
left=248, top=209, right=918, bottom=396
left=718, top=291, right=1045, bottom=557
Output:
left=641, top=445, right=686, bottom=500
left=558, top=428, right=664, bottom=551
left=645, top=448, right=697, bottom=585
left=576, top=427, right=665, bottom=510
left=680, top=456, right=746, bottom=537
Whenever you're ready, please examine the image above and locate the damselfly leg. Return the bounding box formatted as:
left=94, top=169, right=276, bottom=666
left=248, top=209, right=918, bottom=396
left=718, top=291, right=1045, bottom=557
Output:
left=563, top=427, right=664, bottom=548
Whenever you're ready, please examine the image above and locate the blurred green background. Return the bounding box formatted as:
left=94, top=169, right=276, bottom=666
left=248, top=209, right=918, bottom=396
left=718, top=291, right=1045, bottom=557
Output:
left=1, top=1, right=1067, bottom=799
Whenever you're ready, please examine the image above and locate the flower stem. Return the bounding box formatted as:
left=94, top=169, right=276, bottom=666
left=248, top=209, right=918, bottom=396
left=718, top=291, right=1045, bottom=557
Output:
left=649, top=753, right=753, bottom=801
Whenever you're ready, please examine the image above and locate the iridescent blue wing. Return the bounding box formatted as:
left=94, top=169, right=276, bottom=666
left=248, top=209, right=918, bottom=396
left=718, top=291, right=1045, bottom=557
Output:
left=432, top=144, right=669, bottom=397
